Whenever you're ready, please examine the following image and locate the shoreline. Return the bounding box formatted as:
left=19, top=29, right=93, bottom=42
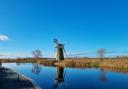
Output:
left=0, top=58, right=128, bottom=69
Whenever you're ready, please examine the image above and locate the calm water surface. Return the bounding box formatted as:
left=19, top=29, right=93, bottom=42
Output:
left=2, top=63, right=128, bottom=89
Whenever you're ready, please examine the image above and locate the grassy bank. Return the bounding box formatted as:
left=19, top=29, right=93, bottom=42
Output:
left=0, top=58, right=57, bottom=66
left=54, top=58, right=128, bottom=69
left=1, top=58, right=128, bottom=69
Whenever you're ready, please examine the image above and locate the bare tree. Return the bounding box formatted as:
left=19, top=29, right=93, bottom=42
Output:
left=97, top=49, right=105, bottom=60
left=32, top=49, right=42, bottom=58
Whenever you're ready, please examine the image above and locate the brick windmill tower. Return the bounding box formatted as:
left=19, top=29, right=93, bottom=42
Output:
left=54, top=39, right=65, bottom=61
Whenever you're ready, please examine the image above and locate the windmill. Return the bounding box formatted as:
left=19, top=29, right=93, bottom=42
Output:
left=53, top=39, right=66, bottom=61
left=53, top=39, right=68, bottom=89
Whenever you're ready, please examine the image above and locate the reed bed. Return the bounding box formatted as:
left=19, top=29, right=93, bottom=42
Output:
left=55, top=58, right=128, bottom=69
left=1, top=58, right=128, bottom=69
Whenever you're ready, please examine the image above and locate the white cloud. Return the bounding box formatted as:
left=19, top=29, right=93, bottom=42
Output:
left=0, top=34, right=9, bottom=41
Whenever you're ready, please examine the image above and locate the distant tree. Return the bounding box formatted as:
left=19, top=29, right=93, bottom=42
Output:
left=32, top=49, right=42, bottom=58
left=97, top=49, right=105, bottom=61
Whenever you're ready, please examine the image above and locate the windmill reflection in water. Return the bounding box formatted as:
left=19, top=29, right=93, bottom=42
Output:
left=53, top=67, right=66, bottom=89
left=31, top=62, right=66, bottom=89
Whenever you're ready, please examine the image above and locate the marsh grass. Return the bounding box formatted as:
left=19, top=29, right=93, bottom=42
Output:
left=55, top=58, right=128, bottom=69
left=1, top=58, right=128, bottom=70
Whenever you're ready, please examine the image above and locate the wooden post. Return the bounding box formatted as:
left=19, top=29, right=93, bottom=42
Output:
left=0, top=62, right=2, bottom=67
left=0, top=57, right=2, bottom=67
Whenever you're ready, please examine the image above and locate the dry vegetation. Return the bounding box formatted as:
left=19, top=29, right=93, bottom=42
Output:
left=55, top=58, right=128, bottom=69
left=0, top=58, right=56, bottom=66
left=1, top=58, right=128, bottom=70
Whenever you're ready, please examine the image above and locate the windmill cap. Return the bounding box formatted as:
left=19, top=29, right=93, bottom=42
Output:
left=55, top=44, right=64, bottom=48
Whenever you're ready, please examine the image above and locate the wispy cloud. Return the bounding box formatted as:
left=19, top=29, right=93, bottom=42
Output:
left=0, top=52, right=32, bottom=58
left=0, top=34, right=9, bottom=41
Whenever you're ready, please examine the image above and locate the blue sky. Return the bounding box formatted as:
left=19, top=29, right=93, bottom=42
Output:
left=0, top=0, right=128, bottom=57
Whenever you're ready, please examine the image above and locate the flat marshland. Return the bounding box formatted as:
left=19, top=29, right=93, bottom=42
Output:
left=1, top=58, right=128, bottom=89
left=1, top=58, right=128, bottom=69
